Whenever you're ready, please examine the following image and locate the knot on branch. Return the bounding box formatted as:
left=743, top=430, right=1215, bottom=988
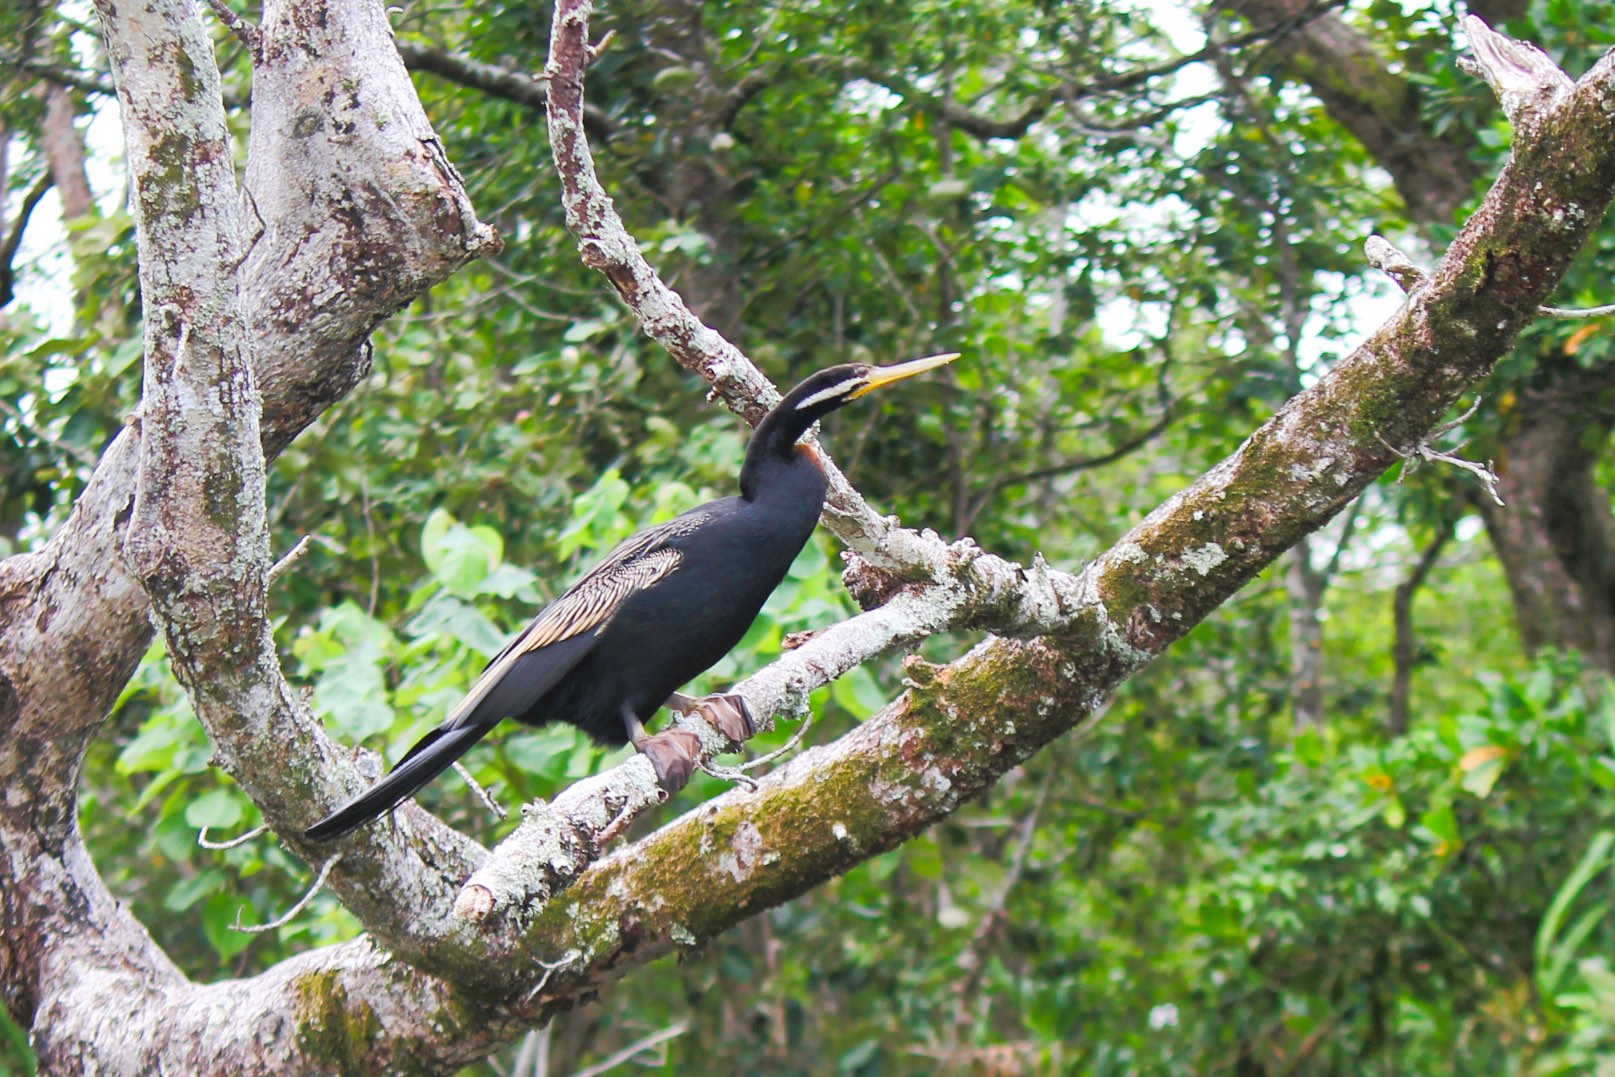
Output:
left=1366, top=235, right=1427, bottom=293
left=842, top=550, right=906, bottom=610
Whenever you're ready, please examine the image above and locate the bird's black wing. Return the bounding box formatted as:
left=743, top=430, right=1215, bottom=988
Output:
left=305, top=513, right=705, bottom=841
left=445, top=520, right=699, bottom=732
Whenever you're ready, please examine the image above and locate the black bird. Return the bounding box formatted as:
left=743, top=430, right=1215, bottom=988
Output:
left=307, top=353, right=959, bottom=841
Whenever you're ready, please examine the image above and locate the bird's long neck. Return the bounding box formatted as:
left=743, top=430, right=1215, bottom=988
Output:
left=739, top=398, right=823, bottom=502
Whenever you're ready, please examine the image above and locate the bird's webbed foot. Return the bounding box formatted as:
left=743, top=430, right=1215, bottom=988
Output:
left=633, top=730, right=703, bottom=794
left=665, top=691, right=756, bottom=743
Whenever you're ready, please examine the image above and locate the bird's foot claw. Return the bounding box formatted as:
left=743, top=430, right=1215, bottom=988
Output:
left=694, top=692, right=756, bottom=742
left=635, top=730, right=702, bottom=794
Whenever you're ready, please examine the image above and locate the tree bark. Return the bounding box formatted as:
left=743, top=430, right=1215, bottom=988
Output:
left=39, top=84, right=94, bottom=223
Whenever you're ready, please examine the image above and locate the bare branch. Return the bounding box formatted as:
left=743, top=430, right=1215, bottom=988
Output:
left=1462, top=16, right=1573, bottom=132
left=568, top=1021, right=691, bottom=1077
left=1539, top=301, right=1615, bottom=318
left=198, top=824, right=269, bottom=850
left=201, top=0, right=262, bottom=56
left=265, top=534, right=313, bottom=589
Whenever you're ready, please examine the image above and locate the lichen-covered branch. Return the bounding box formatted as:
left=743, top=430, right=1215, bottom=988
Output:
left=460, top=17, right=1615, bottom=1002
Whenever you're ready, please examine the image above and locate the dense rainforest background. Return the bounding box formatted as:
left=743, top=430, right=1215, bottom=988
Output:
left=3, top=0, right=1615, bottom=1072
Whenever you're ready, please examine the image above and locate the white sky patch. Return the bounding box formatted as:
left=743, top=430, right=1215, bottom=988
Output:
left=13, top=89, right=125, bottom=336
left=841, top=78, right=905, bottom=117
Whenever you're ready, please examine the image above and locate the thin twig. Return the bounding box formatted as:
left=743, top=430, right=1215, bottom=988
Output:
left=1379, top=407, right=1504, bottom=507
left=695, top=758, right=759, bottom=791
left=594, top=801, right=638, bottom=846
left=1539, top=302, right=1615, bottom=318
left=265, top=535, right=313, bottom=590
left=566, top=1020, right=691, bottom=1077
left=232, top=854, right=342, bottom=933
left=736, top=709, right=816, bottom=773
left=453, top=761, right=508, bottom=821
left=201, top=0, right=262, bottom=54
left=524, top=949, right=582, bottom=1001
left=198, top=824, right=268, bottom=850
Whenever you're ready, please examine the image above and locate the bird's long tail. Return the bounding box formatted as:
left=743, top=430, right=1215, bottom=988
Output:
left=305, top=723, right=491, bottom=841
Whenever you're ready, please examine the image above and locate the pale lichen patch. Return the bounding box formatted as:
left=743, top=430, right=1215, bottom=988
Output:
left=1182, top=543, right=1228, bottom=577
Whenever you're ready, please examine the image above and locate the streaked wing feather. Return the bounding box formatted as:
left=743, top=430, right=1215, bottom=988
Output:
left=445, top=520, right=697, bottom=731
left=518, top=547, right=681, bottom=651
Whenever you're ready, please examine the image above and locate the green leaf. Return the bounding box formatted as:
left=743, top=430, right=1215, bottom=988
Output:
left=1383, top=795, right=1406, bottom=830
left=184, top=788, right=244, bottom=831
left=1537, top=830, right=1615, bottom=995
left=420, top=507, right=455, bottom=576
left=1419, top=802, right=1460, bottom=846
left=202, top=892, right=258, bottom=960
left=165, top=868, right=227, bottom=912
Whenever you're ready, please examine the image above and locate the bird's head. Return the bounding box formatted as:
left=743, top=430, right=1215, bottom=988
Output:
left=778, top=352, right=961, bottom=423
left=742, top=352, right=960, bottom=498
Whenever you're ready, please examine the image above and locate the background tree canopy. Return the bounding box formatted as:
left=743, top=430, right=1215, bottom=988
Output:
left=3, top=0, right=1615, bottom=1073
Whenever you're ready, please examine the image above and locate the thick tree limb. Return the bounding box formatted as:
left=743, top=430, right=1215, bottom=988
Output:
left=451, top=6, right=1615, bottom=969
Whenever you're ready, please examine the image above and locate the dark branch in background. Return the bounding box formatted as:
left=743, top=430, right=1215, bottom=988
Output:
left=1389, top=519, right=1455, bottom=736
left=1227, top=0, right=1480, bottom=223
left=863, top=0, right=1348, bottom=141
left=40, top=84, right=95, bottom=222
left=960, top=355, right=1176, bottom=533
left=393, top=40, right=614, bottom=141
left=17, top=57, right=116, bottom=97
left=717, top=70, right=773, bottom=131
left=0, top=172, right=53, bottom=308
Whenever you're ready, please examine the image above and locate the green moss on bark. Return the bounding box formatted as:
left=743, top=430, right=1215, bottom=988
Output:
left=292, top=969, right=381, bottom=1074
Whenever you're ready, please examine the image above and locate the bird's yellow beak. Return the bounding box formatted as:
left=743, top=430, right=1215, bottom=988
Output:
left=851, top=352, right=961, bottom=398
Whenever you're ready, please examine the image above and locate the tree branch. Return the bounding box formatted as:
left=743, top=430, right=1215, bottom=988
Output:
left=394, top=40, right=614, bottom=142
left=445, top=13, right=1615, bottom=993
left=6, top=7, right=1615, bottom=1072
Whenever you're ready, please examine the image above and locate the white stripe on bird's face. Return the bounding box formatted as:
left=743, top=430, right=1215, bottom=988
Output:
left=792, top=379, right=863, bottom=412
